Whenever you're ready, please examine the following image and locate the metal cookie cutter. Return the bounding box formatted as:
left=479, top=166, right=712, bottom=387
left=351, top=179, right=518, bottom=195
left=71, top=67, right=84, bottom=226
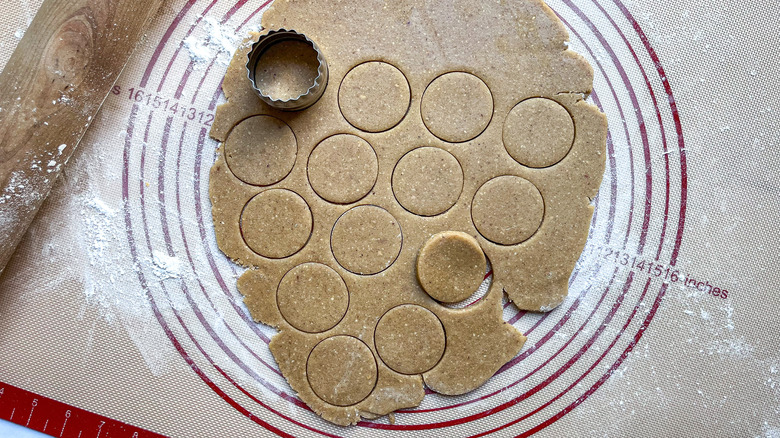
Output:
left=246, top=29, right=329, bottom=111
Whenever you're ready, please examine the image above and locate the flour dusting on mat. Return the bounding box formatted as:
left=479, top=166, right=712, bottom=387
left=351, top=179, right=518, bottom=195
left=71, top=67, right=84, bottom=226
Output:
left=65, top=150, right=175, bottom=375
left=152, top=250, right=181, bottom=280
left=77, top=189, right=177, bottom=375
left=81, top=197, right=118, bottom=267
left=764, top=422, right=780, bottom=438
left=183, top=16, right=250, bottom=67
left=706, top=337, right=754, bottom=358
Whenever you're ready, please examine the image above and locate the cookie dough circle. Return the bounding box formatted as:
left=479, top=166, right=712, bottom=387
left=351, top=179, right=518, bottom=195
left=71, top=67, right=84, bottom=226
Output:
left=503, top=98, right=575, bottom=168
left=240, top=189, right=313, bottom=258
left=225, top=115, right=297, bottom=186
left=421, top=72, right=493, bottom=143
left=392, top=147, right=463, bottom=216
left=374, top=305, right=446, bottom=375
left=417, top=231, right=486, bottom=303
left=307, top=336, right=377, bottom=406
left=339, top=61, right=410, bottom=132
left=331, top=206, right=402, bottom=275
left=277, top=263, right=349, bottom=333
left=308, top=134, right=378, bottom=204
left=472, top=176, right=544, bottom=245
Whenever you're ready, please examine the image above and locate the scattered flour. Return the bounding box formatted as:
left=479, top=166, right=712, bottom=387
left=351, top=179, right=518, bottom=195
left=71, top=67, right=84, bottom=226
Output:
left=62, top=143, right=183, bottom=377
left=152, top=250, right=182, bottom=280
left=183, top=16, right=249, bottom=68
left=705, top=337, right=754, bottom=358
left=73, top=188, right=178, bottom=376
left=82, top=197, right=118, bottom=265
left=763, top=422, right=780, bottom=438
left=183, top=34, right=213, bottom=64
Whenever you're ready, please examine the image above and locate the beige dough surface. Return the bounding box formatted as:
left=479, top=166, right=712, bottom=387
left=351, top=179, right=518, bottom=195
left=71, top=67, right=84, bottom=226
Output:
left=417, top=231, right=486, bottom=303
left=209, top=0, right=607, bottom=426
left=307, top=134, right=378, bottom=204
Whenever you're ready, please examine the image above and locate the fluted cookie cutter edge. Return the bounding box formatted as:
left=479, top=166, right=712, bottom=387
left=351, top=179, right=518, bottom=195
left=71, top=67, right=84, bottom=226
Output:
left=246, top=28, right=329, bottom=111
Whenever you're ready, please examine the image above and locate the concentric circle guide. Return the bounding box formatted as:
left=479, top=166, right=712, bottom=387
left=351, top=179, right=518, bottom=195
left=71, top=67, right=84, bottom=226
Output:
left=109, top=0, right=688, bottom=435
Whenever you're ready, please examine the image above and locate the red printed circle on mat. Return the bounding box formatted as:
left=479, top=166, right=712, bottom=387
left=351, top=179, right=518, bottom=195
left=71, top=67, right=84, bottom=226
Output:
left=120, top=0, right=688, bottom=436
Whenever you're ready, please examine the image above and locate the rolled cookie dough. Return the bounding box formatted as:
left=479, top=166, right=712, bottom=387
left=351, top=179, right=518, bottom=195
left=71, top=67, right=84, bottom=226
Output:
left=209, top=0, right=607, bottom=426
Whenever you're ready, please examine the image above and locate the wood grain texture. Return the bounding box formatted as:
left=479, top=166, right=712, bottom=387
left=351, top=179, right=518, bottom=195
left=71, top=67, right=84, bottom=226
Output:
left=0, top=0, right=164, bottom=274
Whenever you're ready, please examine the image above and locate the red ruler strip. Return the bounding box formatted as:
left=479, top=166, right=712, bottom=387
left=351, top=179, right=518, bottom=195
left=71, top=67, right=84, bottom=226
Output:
left=0, top=381, right=165, bottom=438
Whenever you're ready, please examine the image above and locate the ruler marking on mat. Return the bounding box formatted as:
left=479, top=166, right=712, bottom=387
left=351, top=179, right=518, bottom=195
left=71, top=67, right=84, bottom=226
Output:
left=0, top=381, right=164, bottom=437
left=26, top=398, right=35, bottom=426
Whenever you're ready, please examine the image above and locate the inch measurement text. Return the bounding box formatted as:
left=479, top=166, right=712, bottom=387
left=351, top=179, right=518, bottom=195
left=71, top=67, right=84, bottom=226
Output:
left=597, top=246, right=729, bottom=299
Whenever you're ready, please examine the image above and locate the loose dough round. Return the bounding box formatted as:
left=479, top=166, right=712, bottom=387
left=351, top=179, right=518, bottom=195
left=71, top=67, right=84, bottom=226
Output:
left=503, top=98, right=575, bottom=168
left=421, top=72, right=493, bottom=143
left=225, top=115, right=296, bottom=187
left=277, top=263, right=349, bottom=333
left=331, top=205, right=402, bottom=275
left=374, top=305, right=446, bottom=375
left=417, top=231, right=486, bottom=303
left=307, top=336, right=377, bottom=406
left=472, top=176, right=544, bottom=245
left=339, top=61, right=410, bottom=132
left=307, top=134, right=378, bottom=204
left=392, top=147, right=463, bottom=216
left=240, top=189, right=312, bottom=258
left=253, top=40, right=321, bottom=101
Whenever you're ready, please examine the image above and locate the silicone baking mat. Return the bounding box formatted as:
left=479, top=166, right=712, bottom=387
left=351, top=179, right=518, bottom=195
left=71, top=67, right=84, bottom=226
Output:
left=0, top=0, right=778, bottom=436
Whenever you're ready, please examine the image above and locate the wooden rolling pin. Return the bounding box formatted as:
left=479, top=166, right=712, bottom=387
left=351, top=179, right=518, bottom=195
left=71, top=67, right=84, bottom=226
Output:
left=0, top=0, right=164, bottom=274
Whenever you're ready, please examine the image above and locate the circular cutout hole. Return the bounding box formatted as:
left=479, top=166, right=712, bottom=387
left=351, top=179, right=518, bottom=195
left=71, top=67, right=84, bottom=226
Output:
left=339, top=61, right=411, bottom=133
left=421, top=72, right=493, bottom=143
left=392, top=147, right=463, bottom=217
left=503, top=98, right=575, bottom=168
left=240, top=189, right=313, bottom=259
left=307, top=336, right=377, bottom=406
left=331, top=205, right=403, bottom=275
left=277, top=263, right=349, bottom=333
left=374, top=305, right=446, bottom=375
left=471, top=176, right=544, bottom=245
left=308, top=134, right=378, bottom=204
left=225, top=115, right=297, bottom=187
